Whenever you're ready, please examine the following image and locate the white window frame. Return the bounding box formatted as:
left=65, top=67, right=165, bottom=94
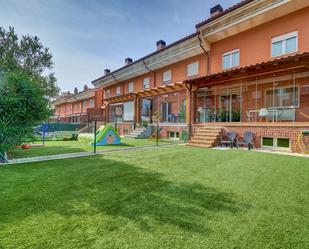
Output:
left=123, top=101, right=135, bottom=121
left=128, top=82, right=134, bottom=93
left=222, top=49, right=240, bottom=70
left=89, top=99, right=93, bottom=107
left=116, top=86, right=121, bottom=96
left=143, top=77, right=150, bottom=89
left=187, top=61, right=199, bottom=77
left=163, top=70, right=172, bottom=84
left=271, top=31, right=298, bottom=58
left=169, top=131, right=180, bottom=140
left=83, top=100, right=87, bottom=108
left=261, top=137, right=291, bottom=151
left=105, top=89, right=111, bottom=98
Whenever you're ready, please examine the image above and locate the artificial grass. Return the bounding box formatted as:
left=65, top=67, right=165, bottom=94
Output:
left=0, top=147, right=308, bottom=248
left=9, top=138, right=177, bottom=159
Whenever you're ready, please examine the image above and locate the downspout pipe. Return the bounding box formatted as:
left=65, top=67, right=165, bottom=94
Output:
left=143, top=59, right=156, bottom=87
left=198, top=32, right=210, bottom=75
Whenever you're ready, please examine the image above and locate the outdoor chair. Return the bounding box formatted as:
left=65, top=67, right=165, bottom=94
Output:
left=221, top=131, right=236, bottom=148
left=259, top=108, right=269, bottom=122
left=236, top=132, right=254, bottom=150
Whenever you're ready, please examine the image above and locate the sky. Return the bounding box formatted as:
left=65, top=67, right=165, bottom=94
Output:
left=0, top=0, right=239, bottom=92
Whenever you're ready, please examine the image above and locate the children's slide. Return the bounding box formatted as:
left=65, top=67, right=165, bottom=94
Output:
left=92, top=125, right=121, bottom=146
left=78, top=125, right=121, bottom=146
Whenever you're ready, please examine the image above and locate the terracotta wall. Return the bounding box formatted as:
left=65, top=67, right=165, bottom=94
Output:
left=210, top=7, right=309, bottom=73
left=103, top=54, right=207, bottom=98
left=222, top=126, right=308, bottom=153
left=95, top=89, right=103, bottom=108
left=55, top=97, right=95, bottom=118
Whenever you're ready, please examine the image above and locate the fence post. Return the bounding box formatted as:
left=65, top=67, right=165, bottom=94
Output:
left=42, top=130, right=45, bottom=145
left=156, top=122, right=159, bottom=146
left=93, top=120, right=97, bottom=154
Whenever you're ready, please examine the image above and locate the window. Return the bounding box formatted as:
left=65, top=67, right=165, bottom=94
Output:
left=141, top=98, right=152, bottom=122
left=265, top=86, right=299, bottom=108
left=116, top=86, right=121, bottom=96
left=187, top=61, right=199, bottom=77
left=143, top=77, right=150, bottom=89
left=160, top=102, right=171, bottom=122
left=222, top=49, right=240, bottom=69
left=169, top=131, right=180, bottom=140
left=83, top=100, right=87, bottom=108
left=262, top=137, right=274, bottom=147
left=271, top=31, right=298, bottom=57
left=262, top=137, right=290, bottom=150
left=105, top=89, right=111, bottom=98
left=108, top=102, right=134, bottom=122
left=128, top=82, right=134, bottom=93
left=163, top=70, right=172, bottom=84
left=109, top=104, right=123, bottom=123
left=89, top=99, right=93, bottom=107
left=123, top=101, right=134, bottom=121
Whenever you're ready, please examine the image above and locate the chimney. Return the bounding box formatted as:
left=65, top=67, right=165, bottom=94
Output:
left=67, top=91, right=71, bottom=96
left=156, top=40, right=166, bottom=50
left=83, top=84, right=88, bottom=91
left=125, top=57, right=133, bottom=65
left=74, top=87, right=78, bottom=94
left=210, top=4, right=223, bottom=18
left=104, top=69, right=111, bottom=76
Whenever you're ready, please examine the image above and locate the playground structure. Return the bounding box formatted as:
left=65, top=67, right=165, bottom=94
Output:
left=78, top=125, right=121, bottom=146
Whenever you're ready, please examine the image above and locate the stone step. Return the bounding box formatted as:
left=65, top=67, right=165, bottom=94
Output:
left=195, top=126, right=222, bottom=129
left=192, top=136, right=219, bottom=141
left=194, top=129, right=222, bottom=134
left=186, top=143, right=212, bottom=148
left=189, top=139, right=215, bottom=144
left=195, top=128, right=222, bottom=132
left=189, top=139, right=214, bottom=144
left=193, top=132, right=220, bottom=137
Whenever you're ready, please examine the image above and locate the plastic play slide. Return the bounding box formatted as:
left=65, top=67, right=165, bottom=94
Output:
left=78, top=125, right=121, bottom=146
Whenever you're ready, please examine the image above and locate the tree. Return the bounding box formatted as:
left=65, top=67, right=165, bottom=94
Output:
left=0, top=69, right=51, bottom=159
left=0, top=26, right=59, bottom=98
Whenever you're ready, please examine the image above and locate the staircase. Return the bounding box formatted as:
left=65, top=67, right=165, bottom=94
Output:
left=187, top=126, right=222, bottom=148
left=125, top=126, right=152, bottom=139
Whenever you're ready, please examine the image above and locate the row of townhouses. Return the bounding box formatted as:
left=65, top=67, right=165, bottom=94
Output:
left=54, top=0, right=309, bottom=152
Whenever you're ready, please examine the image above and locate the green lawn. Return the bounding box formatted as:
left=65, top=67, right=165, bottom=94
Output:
left=9, top=138, right=177, bottom=159
left=1, top=147, right=308, bottom=248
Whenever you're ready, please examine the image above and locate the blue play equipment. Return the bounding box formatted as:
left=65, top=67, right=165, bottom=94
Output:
left=91, top=125, right=121, bottom=146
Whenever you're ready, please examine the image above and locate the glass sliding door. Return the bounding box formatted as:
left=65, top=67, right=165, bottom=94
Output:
left=141, top=98, right=152, bottom=122
left=219, top=94, right=241, bottom=122
left=151, top=91, right=186, bottom=123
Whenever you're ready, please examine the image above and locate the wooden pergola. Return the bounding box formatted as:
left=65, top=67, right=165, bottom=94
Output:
left=106, top=82, right=187, bottom=104
left=103, top=82, right=190, bottom=124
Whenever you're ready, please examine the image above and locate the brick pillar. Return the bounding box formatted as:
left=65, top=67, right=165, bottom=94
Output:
left=185, top=89, right=191, bottom=125
left=106, top=104, right=109, bottom=123
left=135, top=97, right=141, bottom=126
left=186, top=88, right=196, bottom=125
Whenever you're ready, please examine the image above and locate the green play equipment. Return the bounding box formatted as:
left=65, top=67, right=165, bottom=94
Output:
left=78, top=125, right=121, bottom=146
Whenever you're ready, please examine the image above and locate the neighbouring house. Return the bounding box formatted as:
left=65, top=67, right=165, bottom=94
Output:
left=52, top=85, right=104, bottom=124
left=91, top=0, right=309, bottom=152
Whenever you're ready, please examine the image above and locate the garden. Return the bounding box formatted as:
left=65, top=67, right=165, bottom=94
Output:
left=1, top=146, right=308, bottom=248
